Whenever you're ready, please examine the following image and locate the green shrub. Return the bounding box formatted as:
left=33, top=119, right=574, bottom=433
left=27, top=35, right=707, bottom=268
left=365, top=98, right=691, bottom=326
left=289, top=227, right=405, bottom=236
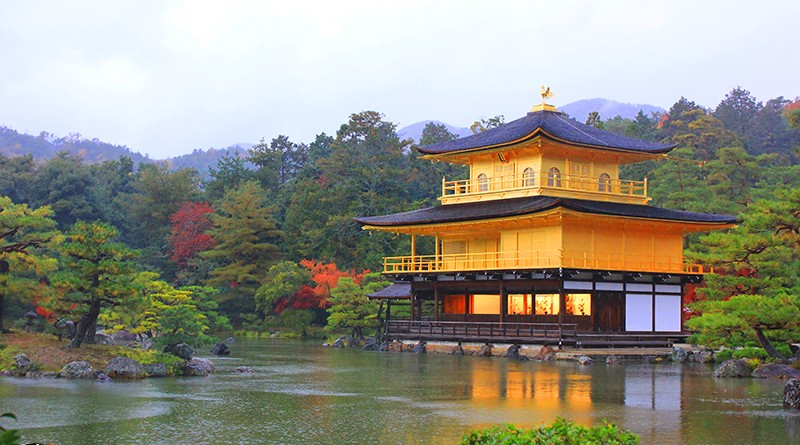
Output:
left=114, top=348, right=184, bottom=376
left=461, top=417, right=639, bottom=445
left=714, top=349, right=733, bottom=363
left=732, top=347, right=769, bottom=361
left=0, top=413, right=20, bottom=445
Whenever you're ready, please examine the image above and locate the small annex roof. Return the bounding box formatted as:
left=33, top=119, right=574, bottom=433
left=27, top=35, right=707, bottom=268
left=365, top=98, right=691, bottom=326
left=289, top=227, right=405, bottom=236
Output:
left=416, top=109, right=675, bottom=156
left=367, top=282, right=412, bottom=300
left=355, top=196, right=738, bottom=227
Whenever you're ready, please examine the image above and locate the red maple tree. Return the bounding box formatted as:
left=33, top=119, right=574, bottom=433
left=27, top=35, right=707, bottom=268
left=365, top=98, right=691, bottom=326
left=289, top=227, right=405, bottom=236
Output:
left=168, top=202, right=216, bottom=267
left=299, top=259, right=369, bottom=308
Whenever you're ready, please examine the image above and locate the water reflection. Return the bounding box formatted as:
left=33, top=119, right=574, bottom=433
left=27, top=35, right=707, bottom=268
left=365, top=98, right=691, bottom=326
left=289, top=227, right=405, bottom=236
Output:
left=1, top=339, right=798, bottom=445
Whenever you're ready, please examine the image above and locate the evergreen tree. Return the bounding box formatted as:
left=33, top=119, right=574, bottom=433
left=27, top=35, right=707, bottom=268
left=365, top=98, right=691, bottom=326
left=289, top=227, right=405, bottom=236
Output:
left=203, top=181, right=283, bottom=319
left=51, top=221, right=138, bottom=348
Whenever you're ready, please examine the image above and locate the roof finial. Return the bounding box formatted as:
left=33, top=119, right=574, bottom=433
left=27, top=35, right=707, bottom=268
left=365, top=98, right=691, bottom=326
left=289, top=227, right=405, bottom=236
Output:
left=531, top=85, right=557, bottom=113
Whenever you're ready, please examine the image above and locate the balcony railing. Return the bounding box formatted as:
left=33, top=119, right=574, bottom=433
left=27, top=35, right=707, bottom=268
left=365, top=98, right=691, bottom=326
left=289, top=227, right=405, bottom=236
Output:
left=383, top=249, right=713, bottom=275
left=442, top=171, right=647, bottom=201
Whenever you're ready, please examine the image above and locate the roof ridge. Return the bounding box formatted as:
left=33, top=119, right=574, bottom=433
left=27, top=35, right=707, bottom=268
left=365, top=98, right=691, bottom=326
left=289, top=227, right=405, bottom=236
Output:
left=551, top=112, right=609, bottom=146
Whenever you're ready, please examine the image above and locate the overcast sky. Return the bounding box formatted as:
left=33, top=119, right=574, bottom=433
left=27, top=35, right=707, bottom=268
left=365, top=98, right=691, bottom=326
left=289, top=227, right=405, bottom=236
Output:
left=1, top=1, right=798, bottom=159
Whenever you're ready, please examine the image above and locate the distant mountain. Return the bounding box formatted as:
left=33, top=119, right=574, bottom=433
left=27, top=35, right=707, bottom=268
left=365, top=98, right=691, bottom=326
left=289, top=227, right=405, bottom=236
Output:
left=397, top=120, right=472, bottom=144
left=0, top=126, right=151, bottom=165
left=559, top=99, right=664, bottom=122
left=167, top=143, right=253, bottom=175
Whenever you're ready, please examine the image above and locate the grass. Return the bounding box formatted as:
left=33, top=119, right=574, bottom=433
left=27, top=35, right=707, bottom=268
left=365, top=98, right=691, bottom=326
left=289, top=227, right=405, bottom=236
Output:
left=0, top=331, right=180, bottom=373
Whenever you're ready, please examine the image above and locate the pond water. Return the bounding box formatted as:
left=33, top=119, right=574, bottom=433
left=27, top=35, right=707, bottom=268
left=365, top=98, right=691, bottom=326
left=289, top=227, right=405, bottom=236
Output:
left=1, top=338, right=799, bottom=444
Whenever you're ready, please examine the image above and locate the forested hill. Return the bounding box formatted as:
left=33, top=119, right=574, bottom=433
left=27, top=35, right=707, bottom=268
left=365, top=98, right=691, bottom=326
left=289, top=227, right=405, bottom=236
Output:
left=0, top=126, right=151, bottom=165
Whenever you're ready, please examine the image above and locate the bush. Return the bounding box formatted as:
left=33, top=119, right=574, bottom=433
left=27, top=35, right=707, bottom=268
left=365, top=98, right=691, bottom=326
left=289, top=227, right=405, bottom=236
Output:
left=461, top=417, right=640, bottom=445
left=0, top=413, right=20, bottom=445
left=732, top=347, right=769, bottom=361
left=714, top=349, right=733, bottom=363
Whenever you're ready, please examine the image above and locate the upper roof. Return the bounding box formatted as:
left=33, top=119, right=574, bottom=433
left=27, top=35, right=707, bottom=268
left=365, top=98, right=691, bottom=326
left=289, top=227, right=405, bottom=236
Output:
left=355, top=196, right=738, bottom=227
left=416, top=109, right=676, bottom=155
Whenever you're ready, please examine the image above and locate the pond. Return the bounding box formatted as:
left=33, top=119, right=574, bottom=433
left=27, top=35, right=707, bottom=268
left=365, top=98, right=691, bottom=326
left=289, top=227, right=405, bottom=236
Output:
left=1, top=338, right=799, bottom=444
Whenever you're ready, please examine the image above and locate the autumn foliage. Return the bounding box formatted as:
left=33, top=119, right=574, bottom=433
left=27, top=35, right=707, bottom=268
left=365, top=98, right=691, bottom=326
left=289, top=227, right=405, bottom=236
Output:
left=168, top=202, right=216, bottom=267
left=299, top=259, right=368, bottom=309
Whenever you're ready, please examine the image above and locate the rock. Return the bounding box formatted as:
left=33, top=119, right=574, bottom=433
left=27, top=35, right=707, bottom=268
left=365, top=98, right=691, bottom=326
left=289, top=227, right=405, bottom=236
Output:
left=474, top=343, right=493, bottom=357
left=534, top=345, right=556, bottom=361
left=183, top=358, right=215, bottom=376
left=784, top=378, right=800, bottom=409
left=642, top=355, right=657, bottom=363
left=235, top=366, right=255, bottom=374
left=362, top=337, right=379, bottom=351
left=13, top=353, right=31, bottom=371
left=689, top=350, right=714, bottom=363
left=225, top=337, right=235, bottom=343
left=94, top=333, right=113, bottom=345
left=144, top=363, right=169, bottom=378
left=165, top=343, right=195, bottom=360
left=60, top=361, right=95, bottom=379
left=377, top=341, right=390, bottom=352
left=211, top=342, right=230, bottom=355
left=505, top=344, right=521, bottom=359
left=269, top=331, right=281, bottom=338
left=450, top=344, right=465, bottom=356
left=671, top=347, right=689, bottom=363
left=713, top=359, right=752, bottom=378
left=752, top=363, right=800, bottom=380
left=112, top=330, right=138, bottom=347
left=606, top=355, right=621, bottom=365
left=26, top=371, right=56, bottom=378
left=388, top=340, right=404, bottom=352
left=578, top=356, right=593, bottom=366
left=333, top=336, right=356, bottom=348
left=412, top=341, right=426, bottom=354
left=95, top=372, right=111, bottom=383
left=104, top=357, right=146, bottom=379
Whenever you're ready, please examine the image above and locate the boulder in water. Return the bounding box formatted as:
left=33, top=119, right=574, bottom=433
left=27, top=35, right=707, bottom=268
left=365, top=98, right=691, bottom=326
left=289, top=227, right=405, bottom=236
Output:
left=144, top=363, right=169, bottom=378
left=713, top=359, right=752, bottom=378
left=211, top=342, right=230, bottom=355
left=104, top=357, right=146, bottom=379
left=534, top=346, right=555, bottom=361
left=784, top=378, right=800, bottom=409
left=752, top=363, right=800, bottom=380
left=183, top=358, right=215, bottom=376
left=412, top=341, right=426, bottom=354
left=60, top=361, right=95, bottom=379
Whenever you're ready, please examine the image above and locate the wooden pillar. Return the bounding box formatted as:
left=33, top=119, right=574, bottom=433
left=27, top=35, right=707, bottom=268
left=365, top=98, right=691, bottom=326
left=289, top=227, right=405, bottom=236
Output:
left=434, top=284, right=440, bottom=321
left=411, top=234, right=417, bottom=271
left=410, top=292, right=416, bottom=321
left=386, top=299, right=392, bottom=321
left=499, top=282, right=507, bottom=324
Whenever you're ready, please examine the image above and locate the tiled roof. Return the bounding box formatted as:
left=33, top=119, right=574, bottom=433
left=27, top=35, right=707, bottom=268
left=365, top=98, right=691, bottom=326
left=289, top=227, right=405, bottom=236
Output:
left=367, top=282, right=412, bottom=299
left=355, top=196, right=738, bottom=226
left=417, top=109, right=675, bottom=155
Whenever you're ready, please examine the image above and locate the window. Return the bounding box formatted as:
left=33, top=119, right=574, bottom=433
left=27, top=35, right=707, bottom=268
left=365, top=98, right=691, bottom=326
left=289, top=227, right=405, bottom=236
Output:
left=477, top=173, right=489, bottom=192
left=522, top=167, right=535, bottom=187
left=535, top=294, right=560, bottom=315
left=470, top=294, right=500, bottom=314
left=547, top=167, right=561, bottom=187
left=444, top=295, right=466, bottom=314
left=598, top=173, right=611, bottom=192
left=565, top=293, right=591, bottom=316
left=507, top=294, right=532, bottom=315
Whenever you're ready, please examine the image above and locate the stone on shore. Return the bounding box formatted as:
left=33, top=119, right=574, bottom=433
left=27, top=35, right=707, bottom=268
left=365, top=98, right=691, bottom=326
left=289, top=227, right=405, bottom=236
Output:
left=606, top=355, right=621, bottom=365
left=211, top=342, right=230, bottom=355
left=144, top=363, right=169, bottom=378
left=784, top=378, right=800, bottom=409
left=577, top=356, right=593, bottom=366
left=412, top=341, right=426, bottom=354
left=166, top=343, right=195, bottom=360
left=534, top=345, right=556, bottom=361
left=60, top=361, right=95, bottom=379
left=13, top=353, right=32, bottom=371
left=474, top=343, right=493, bottom=357
left=183, top=358, right=215, bottom=376
left=104, top=357, right=147, bottom=379
left=713, top=359, right=752, bottom=378
left=450, top=344, right=465, bottom=356
left=752, top=363, right=800, bottom=380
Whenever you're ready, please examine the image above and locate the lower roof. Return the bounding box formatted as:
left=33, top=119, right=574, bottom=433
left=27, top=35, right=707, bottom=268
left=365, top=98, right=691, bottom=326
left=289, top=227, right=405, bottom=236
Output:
left=354, top=196, right=738, bottom=227
left=367, top=282, right=412, bottom=299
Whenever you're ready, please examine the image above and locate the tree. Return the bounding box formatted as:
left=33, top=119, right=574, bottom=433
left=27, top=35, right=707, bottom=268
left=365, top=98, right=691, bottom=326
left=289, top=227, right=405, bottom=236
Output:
left=686, top=188, right=800, bottom=358
left=168, top=202, right=216, bottom=268
left=204, top=151, right=253, bottom=200
left=785, top=99, right=800, bottom=129
left=0, top=197, right=58, bottom=332
left=714, top=87, right=761, bottom=140
left=254, top=261, right=311, bottom=314
left=51, top=221, right=138, bottom=348
left=585, top=111, right=603, bottom=128
left=203, top=181, right=283, bottom=319
left=470, top=115, right=505, bottom=134
left=28, top=152, right=99, bottom=228
left=325, top=276, right=382, bottom=338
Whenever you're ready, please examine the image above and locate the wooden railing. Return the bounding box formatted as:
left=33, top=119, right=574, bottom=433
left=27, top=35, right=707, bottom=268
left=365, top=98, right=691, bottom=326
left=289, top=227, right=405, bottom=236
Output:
left=385, top=320, right=577, bottom=343
left=383, top=249, right=710, bottom=275
left=442, top=171, right=647, bottom=199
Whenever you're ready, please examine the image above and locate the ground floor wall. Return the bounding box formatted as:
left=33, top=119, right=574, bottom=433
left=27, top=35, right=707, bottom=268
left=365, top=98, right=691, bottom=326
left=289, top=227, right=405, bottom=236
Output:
left=399, top=270, right=687, bottom=333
